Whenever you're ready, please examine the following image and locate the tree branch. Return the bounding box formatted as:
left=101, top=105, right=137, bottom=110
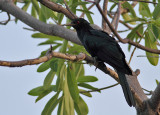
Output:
left=149, top=83, right=160, bottom=112
left=37, top=0, right=76, bottom=20
left=0, top=0, right=81, bottom=45
left=118, top=0, right=157, bottom=4
left=95, top=2, right=160, bottom=54
left=0, top=12, right=10, bottom=25
left=102, top=0, right=110, bottom=33
left=80, top=83, right=119, bottom=93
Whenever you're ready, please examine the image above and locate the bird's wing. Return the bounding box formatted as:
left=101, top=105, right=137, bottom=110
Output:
left=86, top=29, right=127, bottom=71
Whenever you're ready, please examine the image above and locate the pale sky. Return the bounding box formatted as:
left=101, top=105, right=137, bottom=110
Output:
left=0, top=2, right=160, bottom=115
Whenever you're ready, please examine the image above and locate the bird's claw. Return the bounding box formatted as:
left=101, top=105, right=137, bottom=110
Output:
left=93, top=57, right=99, bottom=71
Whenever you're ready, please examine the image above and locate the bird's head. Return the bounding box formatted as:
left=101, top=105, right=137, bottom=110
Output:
left=71, top=18, right=90, bottom=30
left=62, top=18, right=91, bottom=30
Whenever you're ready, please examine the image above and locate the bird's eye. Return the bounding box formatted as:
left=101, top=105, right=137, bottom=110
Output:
left=77, top=21, right=80, bottom=24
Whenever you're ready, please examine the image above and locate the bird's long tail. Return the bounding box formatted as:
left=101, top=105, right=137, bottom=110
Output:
left=117, top=71, right=135, bottom=107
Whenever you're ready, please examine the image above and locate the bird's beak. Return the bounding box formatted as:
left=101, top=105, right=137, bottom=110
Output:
left=61, top=23, right=75, bottom=26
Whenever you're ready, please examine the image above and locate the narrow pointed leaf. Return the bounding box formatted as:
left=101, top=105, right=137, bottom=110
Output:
left=67, top=64, right=79, bottom=103
left=41, top=93, right=62, bottom=115
left=74, top=96, right=88, bottom=115
left=77, top=76, right=98, bottom=83
left=153, top=2, right=160, bottom=19
left=79, top=89, right=92, bottom=97
left=145, top=32, right=159, bottom=66
left=36, top=85, right=56, bottom=102
left=43, top=70, right=56, bottom=89
left=28, top=86, right=44, bottom=96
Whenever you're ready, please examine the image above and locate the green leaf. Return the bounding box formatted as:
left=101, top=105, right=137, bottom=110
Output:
left=81, top=4, right=94, bottom=24
left=139, top=2, right=151, bottom=17
left=122, top=2, right=137, bottom=18
left=43, top=70, right=56, bottom=89
left=41, top=93, right=62, bottom=115
left=109, top=3, right=116, bottom=12
left=28, top=86, right=44, bottom=96
left=68, top=43, right=87, bottom=55
left=50, top=59, right=58, bottom=72
left=145, top=32, right=159, bottom=66
left=69, top=2, right=89, bottom=8
left=57, top=98, right=64, bottom=115
left=79, top=89, right=92, bottom=97
left=67, top=64, right=79, bottom=103
left=76, top=9, right=94, bottom=14
left=152, top=24, right=160, bottom=39
left=75, top=63, right=84, bottom=79
left=55, top=63, right=65, bottom=91
left=31, top=5, right=37, bottom=18
left=156, top=79, right=159, bottom=85
left=127, top=23, right=144, bottom=51
left=37, top=60, right=52, bottom=72
left=22, top=2, right=30, bottom=12
left=38, top=40, right=61, bottom=46
left=58, top=13, right=64, bottom=24
left=148, top=24, right=157, bottom=42
left=153, top=2, right=160, bottom=19
left=39, top=7, right=46, bottom=22
left=78, top=83, right=98, bottom=90
left=63, top=69, right=75, bottom=115
left=74, top=96, right=88, bottom=115
left=32, top=33, right=63, bottom=41
left=77, top=76, right=98, bottom=83
left=36, top=85, right=56, bottom=102
left=31, top=0, right=40, bottom=14
left=122, top=13, right=136, bottom=25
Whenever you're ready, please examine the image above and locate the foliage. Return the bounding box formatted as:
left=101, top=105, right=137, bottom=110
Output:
left=13, top=0, right=160, bottom=114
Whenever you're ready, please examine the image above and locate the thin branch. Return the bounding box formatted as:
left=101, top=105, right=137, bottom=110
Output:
left=142, top=88, right=153, bottom=95
left=111, top=2, right=121, bottom=37
left=129, top=38, right=142, bottom=64
left=23, top=27, right=36, bottom=31
left=80, top=83, right=119, bottom=93
left=37, top=0, right=76, bottom=20
left=108, top=13, right=133, bottom=29
left=137, top=55, right=160, bottom=58
left=102, top=0, right=109, bottom=31
left=95, top=2, right=160, bottom=54
left=80, top=3, right=95, bottom=18
left=118, top=0, right=157, bottom=4
left=63, top=0, right=77, bottom=18
left=0, top=12, right=10, bottom=25
left=0, top=0, right=81, bottom=45
left=0, top=51, right=86, bottom=67
left=114, top=2, right=121, bottom=31
left=149, top=83, right=160, bottom=111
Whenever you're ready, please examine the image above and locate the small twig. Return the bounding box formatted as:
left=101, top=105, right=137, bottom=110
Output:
left=114, top=2, right=121, bottom=31
left=111, top=2, right=121, bottom=37
left=108, top=13, right=133, bottom=30
left=38, top=0, right=76, bottom=20
left=137, top=55, right=160, bottom=58
left=102, top=0, right=109, bottom=31
left=0, top=12, right=10, bottom=25
left=23, top=27, right=36, bottom=31
left=95, top=2, right=160, bottom=54
left=149, top=83, right=160, bottom=111
left=80, top=3, right=95, bottom=18
left=129, top=38, right=142, bottom=64
left=80, top=83, right=119, bottom=93
left=63, top=0, right=78, bottom=19
left=142, top=88, right=153, bottom=95
left=118, top=0, right=157, bottom=4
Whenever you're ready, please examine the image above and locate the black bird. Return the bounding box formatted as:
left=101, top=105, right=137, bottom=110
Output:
left=66, top=18, right=135, bottom=107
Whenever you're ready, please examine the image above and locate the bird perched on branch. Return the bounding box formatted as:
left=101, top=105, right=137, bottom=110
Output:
left=64, top=18, right=135, bottom=107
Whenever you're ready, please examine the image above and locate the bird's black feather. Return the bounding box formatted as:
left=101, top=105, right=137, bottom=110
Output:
left=71, top=18, right=135, bottom=107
